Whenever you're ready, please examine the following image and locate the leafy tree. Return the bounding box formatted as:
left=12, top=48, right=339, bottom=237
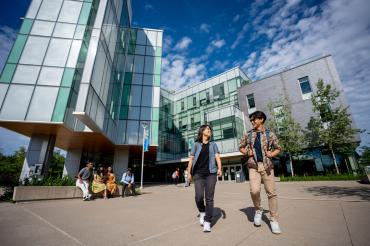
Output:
left=48, top=150, right=66, bottom=177
left=308, top=79, right=358, bottom=174
left=0, top=147, right=25, bottom=186
left=266, top=96, right=304, bottom=176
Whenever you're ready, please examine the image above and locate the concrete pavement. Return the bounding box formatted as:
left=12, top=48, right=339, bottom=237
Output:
left=0, top=181, right=369, bottom=246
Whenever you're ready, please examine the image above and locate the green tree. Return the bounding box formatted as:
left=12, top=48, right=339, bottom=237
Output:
left=308, top=79, right=358, bottom=174
left=48, top=150, right=66, bottom=177
left=0, top=147, right=25, bottom=186
left=359, top=146, right=370, bottom=167
left=266, top=96, right=305, bottom=176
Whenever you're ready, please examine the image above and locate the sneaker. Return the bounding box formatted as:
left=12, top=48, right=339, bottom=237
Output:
left=203, top=221, right=211, bottom=232
left=270, top=220, right=282, bottom=234
left=254, top=210, right=263, bottom=227
left=199, top=212, right=205, bottom=226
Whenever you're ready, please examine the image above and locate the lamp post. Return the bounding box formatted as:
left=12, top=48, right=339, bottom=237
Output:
left=140, top=122, right=148, bottom=190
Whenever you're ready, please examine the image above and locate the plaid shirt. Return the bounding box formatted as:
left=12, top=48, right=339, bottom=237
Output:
left=239, top=129, right=282, bottom=171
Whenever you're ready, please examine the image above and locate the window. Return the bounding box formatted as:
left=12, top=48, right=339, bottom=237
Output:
left=191, top=117, right=194, bottom=128
left=181, top=101, right=184, bottom=110
left=37, top=0, right=63, bottom=21
left=273, top=106, right=284, bottom=133
left=246, top=94, right=255, bottom=109
left=213, top=83, right=225, bottom=100
left=298, top=76, right=312, bottom=99
left=31, top=20, right=55, bottom=36
left=193, top=97, right=196, bottom=107
left=19, top=36, right=50, bottom=65
left=58, top=0, right=83, bottom=23
left=0, top=84, right=34, bottom=120
left=44, top=38, right=72, bottom=67
left=27, top=86, right=59, bottom=121
left=37, top=67, right=64, bottom=86
left=53, top=23, right=76, bottom=39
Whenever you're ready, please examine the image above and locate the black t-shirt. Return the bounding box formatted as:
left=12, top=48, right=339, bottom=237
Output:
left=254, top=132, right=263, bottom=162
left=193, top=143, right=210, bottom=175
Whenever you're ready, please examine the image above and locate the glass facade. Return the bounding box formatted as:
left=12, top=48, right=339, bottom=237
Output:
left=0, top=0, right=162, bottom=149
left=157, top=67, right=250, bottom=162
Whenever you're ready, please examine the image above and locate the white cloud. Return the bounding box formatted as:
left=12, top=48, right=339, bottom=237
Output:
left=206, top=38, right=226, bottom=53
left=200, top=23, right=210, bottom=33
left=173, top=36, right=192, bottom=51
left=0, top=26, right=17, bottom=70
left=211, top=60, right=229, bottom=72
left=232, top=14, right=240, bottom=23
left=242, top=0, right=370, bottom=146
left=231, top=23, right=248, bottom=49
left=144, top=4, right=154, bottom=11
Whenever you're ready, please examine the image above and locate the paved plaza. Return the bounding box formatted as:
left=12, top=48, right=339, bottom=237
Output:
left=0, top=181, right=369, bottom=246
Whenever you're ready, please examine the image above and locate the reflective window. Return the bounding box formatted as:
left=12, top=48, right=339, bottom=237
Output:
left=44, top=38, right=72, bottom=67
left=0, top=84, right=34, bottom=120
left=53, top=23, right=76, bottom=39
left=19, top=19, right=33, bottom=35
left=0, top=84, right=9, bottom=107
left=246, top=94, right=255, bottom=109
left=7, top=35, right=27, bottom=63
left=27, top=86, right=58, bottom=121
left=0, top=64, right=17, bottom=83
left=141, top=86, right=153, bottom=107
left=37, top=0, right=63, bottom=21
left=128, top=106, right=140, bottom=120
left=152, top=87, right=160, bottom=107
left=143, top=74, right=153, bottom=86
left=129, top=85, right=142, bottom=106
left=19, top=36, right=50, bottom=65
left=134, top=45, right=146, bottom=55
left=12, top=65, right=41, bottom=85
left=37, top=67, right=64, bottom=86
left=78, top=2, right=92, bottom=25
left=146, top=31, right=157, bottom=46
left=58, top=0, right=83, bottom=23
left=66, top=40, right=82, bottom=68
left=52, top=87, right=71, bottom=122
left=134, top=55, right=144, bottom=73
left=74, top=25, right=86, bottom=39
left=31, top=20, right=55, bottom=36
left=132, top=73, right=143, bottom=85
left=136, top=29, right=147, bottom=45
left=140, top=107, right=151, bottom=120
left=25, top=0, right=42, bottom=19
left=299, top=76, right=312, bottom=94
left=127, top=120, right=139, bottom=144
left=144, top=56, right=155, bottom=74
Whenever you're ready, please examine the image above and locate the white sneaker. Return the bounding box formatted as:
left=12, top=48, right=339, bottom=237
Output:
left=254, top=210, right=263, bottom=227
left=203, top=221, right=211, bottom=232
left=199, top=212, right=205, bottom=226
left=270, top=220, right=282, bottom=234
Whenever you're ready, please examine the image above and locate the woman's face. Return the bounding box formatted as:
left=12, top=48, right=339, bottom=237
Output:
left=108, top=166, right=112, bottom=172
left=203, top=126, right=212, bottom=137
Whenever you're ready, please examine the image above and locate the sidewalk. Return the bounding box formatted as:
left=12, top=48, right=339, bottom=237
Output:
left=0, top=181, right=369, bottom=246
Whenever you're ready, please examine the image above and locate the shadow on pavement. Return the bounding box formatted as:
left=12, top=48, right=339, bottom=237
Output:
left=211, top=207, right=226, bottom=227
left=305, top=186, right=370, bottom=201
left=240, top=207, right=271, bottom=228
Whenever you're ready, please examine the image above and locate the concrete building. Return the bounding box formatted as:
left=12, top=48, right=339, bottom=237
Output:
left=237, top=54, right=360, bottom=176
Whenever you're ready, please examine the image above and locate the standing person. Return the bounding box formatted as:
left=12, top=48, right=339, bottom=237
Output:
left=105, top=166, right=118, bottom=198
left=172, top=168, right=180, bottom=185
left=187, top=124, right=222, bottom=233
left=76, top=161, right=93, bottom=201
left=121, top=168, right=135, bottom=197
left=239, top=111, right=282, bottom=234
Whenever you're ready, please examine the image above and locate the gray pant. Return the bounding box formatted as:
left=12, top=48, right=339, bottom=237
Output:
left=193, top=173, right=217, bottom=222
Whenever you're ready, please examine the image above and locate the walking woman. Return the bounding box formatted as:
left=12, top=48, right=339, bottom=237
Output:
left=187, top=124, right=222, bottom=232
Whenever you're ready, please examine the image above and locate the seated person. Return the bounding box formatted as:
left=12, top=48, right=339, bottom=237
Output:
left=105, top=166, right=118, bottom=198
left=120, top=168, right=135, bottom=197
left=92, top=165, right=107, bottom=199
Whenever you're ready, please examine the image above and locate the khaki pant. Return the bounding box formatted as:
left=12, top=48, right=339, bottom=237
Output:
left=248, top=164, right=278, bottom=221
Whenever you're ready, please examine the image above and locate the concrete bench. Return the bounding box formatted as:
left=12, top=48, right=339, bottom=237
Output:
left=13, top=185, right=134, bottom=202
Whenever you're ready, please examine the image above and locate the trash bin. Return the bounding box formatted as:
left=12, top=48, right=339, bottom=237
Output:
left=235, top=171, right=243, bottom=183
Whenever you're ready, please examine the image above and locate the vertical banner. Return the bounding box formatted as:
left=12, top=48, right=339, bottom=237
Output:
left=143, top=128, right=149, bottom=152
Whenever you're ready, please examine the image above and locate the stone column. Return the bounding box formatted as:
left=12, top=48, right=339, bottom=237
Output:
left=113, top=148, right=129, bottom=180
left=19, top=134, right=56, bottom=182
left=63, top=149, right=83, bottom=178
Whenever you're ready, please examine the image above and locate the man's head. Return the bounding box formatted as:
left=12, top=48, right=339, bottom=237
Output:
left=86, top=162, right=93, bottom=169
left=249, top=111, right=266, bottom=130
left=127, top=168, right=132, bottom=174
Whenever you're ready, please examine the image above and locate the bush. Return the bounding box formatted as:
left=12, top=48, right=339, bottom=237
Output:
left=280, top=173, right=361, bottom=182
left=26, top=176, right=76, bottom=186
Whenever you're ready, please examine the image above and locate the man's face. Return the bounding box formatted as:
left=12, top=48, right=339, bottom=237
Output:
left=250, top=117, right=264, bottom=129
left=87, top=163, right=93, bottom=169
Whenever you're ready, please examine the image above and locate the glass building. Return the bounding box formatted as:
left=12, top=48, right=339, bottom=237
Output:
left=156, top=67, right=251, bottom=182
left=0, top=0, right=163, bottom=181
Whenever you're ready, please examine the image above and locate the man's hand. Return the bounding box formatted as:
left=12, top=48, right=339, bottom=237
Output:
left=266, top=151, right=273, bottom=158
left=217, top=168, right=222, bottom=177
left=79, top=178, right=83, bottom=184
left=188, top=173, right=192, bottom=182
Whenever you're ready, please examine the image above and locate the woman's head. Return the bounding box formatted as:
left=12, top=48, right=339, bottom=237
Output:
left=196, top=124, right=213, bottom=142
left=107, top=166, right=113, bottom=173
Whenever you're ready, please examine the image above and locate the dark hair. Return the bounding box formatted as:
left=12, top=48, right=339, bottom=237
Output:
left=249, top=111, right=267, bottom=123
left=107, top=166, right=114, bottom=174
left=196, top=124, right=213, bottom=142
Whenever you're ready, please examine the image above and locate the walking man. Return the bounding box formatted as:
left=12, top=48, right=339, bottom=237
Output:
left=76, top=161, right=93, bottom=201
left=239, top=111, right=282, bottom=234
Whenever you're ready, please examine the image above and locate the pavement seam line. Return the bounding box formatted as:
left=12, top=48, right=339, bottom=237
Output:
left=128, top=221, right=197, bottom=245
left=339, top=201, right=354, bottom=246
left=17, top=204, right=86, bottom=246
left=279, top=196, right=369, bottom=203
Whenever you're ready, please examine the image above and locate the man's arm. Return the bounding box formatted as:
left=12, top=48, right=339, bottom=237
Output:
left=187, top=156, right=194, bottom=181
left=215, top=153, right=222, bottom=177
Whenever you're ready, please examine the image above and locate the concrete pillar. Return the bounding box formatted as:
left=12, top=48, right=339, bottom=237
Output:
left=20, top=134, right=56, bottom=182
left=113, top=148, right=129, bottom=180
left=63, top=149, right=83, bottom=178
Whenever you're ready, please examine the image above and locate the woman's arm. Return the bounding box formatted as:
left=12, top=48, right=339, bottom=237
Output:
left=215, top=153, right=222, bottom=177
left=187, top=156, right=194, bottom=181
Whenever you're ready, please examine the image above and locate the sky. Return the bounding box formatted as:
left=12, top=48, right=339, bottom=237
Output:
left=0, top=0, right=369, bottom=155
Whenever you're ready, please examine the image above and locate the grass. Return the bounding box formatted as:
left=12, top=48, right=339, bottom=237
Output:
left=280, top=173, right=361, bottom=182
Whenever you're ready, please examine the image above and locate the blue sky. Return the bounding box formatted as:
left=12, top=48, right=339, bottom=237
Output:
left=0, top=0, right=370, bottom=155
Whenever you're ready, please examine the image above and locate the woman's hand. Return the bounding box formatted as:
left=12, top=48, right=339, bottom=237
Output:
left=217, top=168, right=222, bottom=177
left=188, top=173, right=192, bottom=182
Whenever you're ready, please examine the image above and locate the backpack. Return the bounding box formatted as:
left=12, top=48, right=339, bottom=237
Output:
left=248, top=129, right=271, bottom=151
